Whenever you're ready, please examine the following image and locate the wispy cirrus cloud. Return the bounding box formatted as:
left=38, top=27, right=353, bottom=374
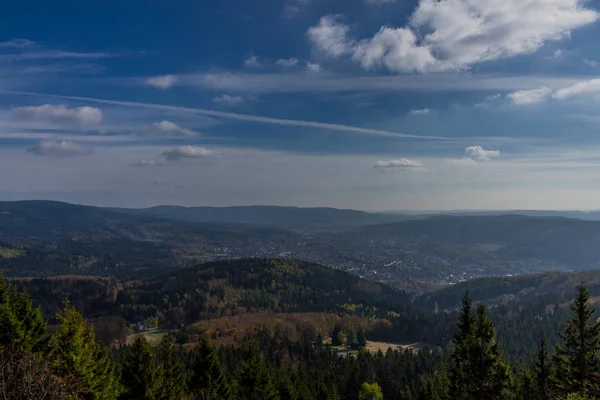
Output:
left=508, top=87, right=552, bottom=105
left=465, top=145, right=500, bottom=161
left=213, top=94, right=244, bottom=106
left=409, top=108, right=431, bottom=115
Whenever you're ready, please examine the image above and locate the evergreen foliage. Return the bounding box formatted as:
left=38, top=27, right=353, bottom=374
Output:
left=190, top=334, right=232, bottom=400
left=121, top=336, right=163, bottom=400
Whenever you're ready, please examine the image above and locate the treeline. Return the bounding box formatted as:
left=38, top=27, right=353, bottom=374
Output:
left=3, top=273, right=600, bottom=399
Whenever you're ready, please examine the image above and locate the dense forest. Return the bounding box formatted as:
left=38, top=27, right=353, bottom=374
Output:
left=3, top=271, right=600, bottom=399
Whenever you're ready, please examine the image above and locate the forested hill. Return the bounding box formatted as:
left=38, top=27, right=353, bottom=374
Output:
left=416, top=269, right=600, bottom=312
left=127, top=204, right=406, bottom=231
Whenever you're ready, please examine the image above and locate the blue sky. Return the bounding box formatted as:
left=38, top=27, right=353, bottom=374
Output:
left=1, top=0, right=600, bottom=210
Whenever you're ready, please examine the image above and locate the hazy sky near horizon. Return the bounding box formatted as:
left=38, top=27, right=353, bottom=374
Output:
left=2, top=0, right=600, bottom=210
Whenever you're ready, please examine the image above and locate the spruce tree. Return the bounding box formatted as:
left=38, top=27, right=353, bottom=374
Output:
left=47, top=305, right=120, bottom=400
left=358, top=382, right=383, bottom=400
left=468, top=303, right=511, bottom=400
left=121, top=336, right=163, bottom=400
left=0, top=276, right=46, bottom=352
left=534, top=330, right=552, bottom=400
left=157, top=333, right=186, bottom=400
left=191, top=334, right=232, bottom=400
left=236, top=341, right=280, bottom=400
left=552, top=284, right=600, bottom=397
left=449, top=291, right=475, bottom=399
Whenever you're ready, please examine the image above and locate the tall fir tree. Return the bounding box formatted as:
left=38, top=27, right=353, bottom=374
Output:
left=449, top=291, right=475, bottom=400
left=552, top=284, right=600, bottom=397
left=467, top=303, right=511, bottom=400
left=47, top=305, right=120, bottom=400
left=121, top=336, right=163, bottom=400
left=534, top=330, right=552, bottom=400
left=190, top=334, right=232, bottom=400
left=236, top=341, right=280, bottom=400
left=157, top=333, right=186, bottom=400
left=0, top=276, right=46, bottom=352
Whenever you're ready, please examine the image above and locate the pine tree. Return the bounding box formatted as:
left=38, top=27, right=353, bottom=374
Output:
left=236, top=341, right=279, bottom=400
left=449, top=291, right=475, bottom=400
left=47, top=305, right=120, bottom=400
left=467, top=303, right=511, bottom=400
left=157, top=334, right=186, bottom=400
left=0, top=276, right=46, bottom=352
left=534, top=330, right=552, bottom=400
left=358, top=330, right=367, bottom=348
left=552, top=284, right=600, bottom=397
left=191, top=334, right=232, bottom=400
left=121, top=336, right=163, bottom=400
left=331, top=326, right=342, bottom=347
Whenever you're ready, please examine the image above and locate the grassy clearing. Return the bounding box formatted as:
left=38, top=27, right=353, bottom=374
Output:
left=0, top=247, right=24, bottom=259
left=363, top=341, right=426, bottom=353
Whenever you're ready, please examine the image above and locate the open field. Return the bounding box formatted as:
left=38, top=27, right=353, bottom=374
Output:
left=364, top=341, right=427, bottom=353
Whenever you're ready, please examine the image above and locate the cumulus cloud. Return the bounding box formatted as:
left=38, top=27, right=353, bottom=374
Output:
left=12, top=104, right=102, bottom=129
left=162, top=146, right=219, bottom=162
left=409, top=108, right=431, bottom=115
left=27, top=140, right=93, bottom=157
left=306, top=62, right=321, bottom=72
left=138, top=121, right=198, bottom=137
left=553, top=78, right=600, bottom=100
left=213, top=94, right=244, bottom=106
left=508, top=87, right=552, bottom=105
left=307, top=15, right=352, bottom=58
left=276, top=57, right=299, bottom=68
left=373, top=158, right=423, bottom=171
left=133, top=160, right=157, bottom=167
left=308, top=1, right=598, bottom=73
left=244, top=55, right=261, bottom=68
left=465, top=145, right=500, bottom=161
left=144, top=75, right=178, bottom=89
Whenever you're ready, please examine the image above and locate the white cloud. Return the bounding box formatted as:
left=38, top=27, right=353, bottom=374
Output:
left=308, top=1, right=598, bottom=73
left=213, top=94, right=244, bottom=106
left=373, top=158, right=423, bottom=170
left=553, top=78, right=600, bottom=100
left=465, top=145, right=500, bottom=161
left=0, top=38, right=36, bottom=48
left=133, top=160, right=157, bottom=167
left=551, top=49, right=564, bottom=59
left=409, top=108, right=431, bottom=115
left=275, top=58, right=299, bottom=68
left=12, top=104, right=102, bottom=129
left=474, top=94, right=502, bottom=108
left=144, top=75, right=178, bottom=89
left=307, top=15, right=352, bottom=58
left=584, top=59, right=599, bottom=68
left=508, top=87, right=552, bottom=105
left=138, top=121, right=198, bottom=137
left=162, top=146, right=219, bottom=162
left=283, top=0, right=311, bottom=18
left=306, top=62, right=321, bottom=72
left=27, top=140, right=93, bottom=157
left=244, top=55, right=261, bottom=68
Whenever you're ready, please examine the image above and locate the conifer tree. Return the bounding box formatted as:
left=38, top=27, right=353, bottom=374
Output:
left=121, top=336, right=163, bottom=400
left=552, top=284, right=600, bottom=397
left=191, top=334, right=232, bottom=400
left=467, top=303, right=511, bottom=400
left=0, top=276, right=46, bottom=352
left=534, top=330, right=552, bottom=400
left=157, top=333, right=186, bottom=400
left=449, top=291, right=475, bottom=399
left=236, top=341, right=279, bottom=400
left=47, top=305, right=119, bottom=400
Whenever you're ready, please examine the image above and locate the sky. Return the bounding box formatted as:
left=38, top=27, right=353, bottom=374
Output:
left=1, top=0, right=600, bottom=211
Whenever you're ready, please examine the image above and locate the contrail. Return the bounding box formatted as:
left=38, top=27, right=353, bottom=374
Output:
left=0, top=89, right=451, bottom=140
